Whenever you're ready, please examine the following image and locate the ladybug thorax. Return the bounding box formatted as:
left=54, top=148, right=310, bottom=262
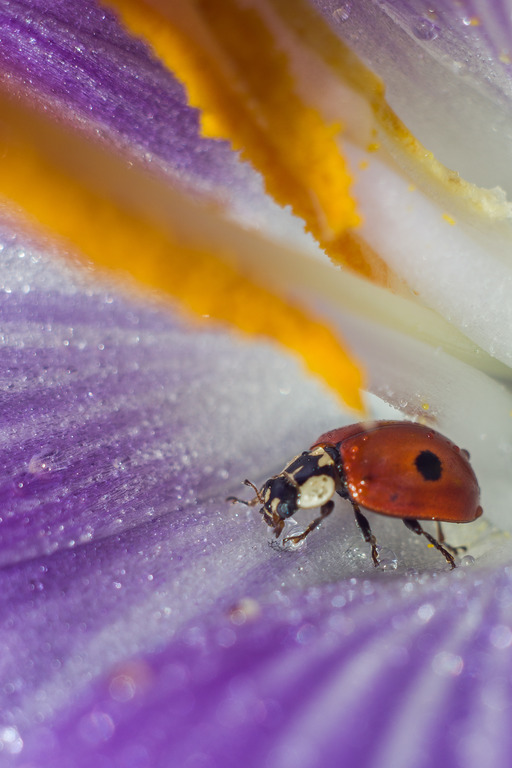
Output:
left=285, top=446, right=337, bottom=510
left=261, top=447, right=338, bottom=521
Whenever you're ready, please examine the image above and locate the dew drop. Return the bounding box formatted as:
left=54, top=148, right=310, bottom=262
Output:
left=29, top=578, right=45, bottom=593
left=378, top=547, right=398, bottom=571
left=229, top=597, right=260, bottom=625
left=28, top=453, right=54, bottom=474
left=489, top=624, right=512, bottom=649
left=432, top=651, right=463, bottom=676
left=217, top=627, right=237, bottom=648
left=417, top=602, right=435, bottom=622
left=412, top=16, right=440, bottom=41
left=267, top=518, right=299, bottom=549
left=78, top=711, right=115, bottom=745
left=332, top=2, right=352, bottom=23
left=331, top=594, right=346, bottom=608
left=460, top=554, right=476, bottom=567
left=0, top=725, right=23, bottom=754
left=296, top=622, right=317, bottom=645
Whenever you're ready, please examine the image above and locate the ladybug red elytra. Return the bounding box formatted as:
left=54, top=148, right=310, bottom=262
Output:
left=228, top=420, right=482, bottom=569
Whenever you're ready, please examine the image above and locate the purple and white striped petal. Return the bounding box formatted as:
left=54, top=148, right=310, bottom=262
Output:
left=0, top=206, right=511, bottom=765
left=317, top=0, right=512, bottom=192
left=299, top=0, right=512, bottom=369
left=17, top=564, right=512, bottom=768
left=0, top=0, right=306, bottom=247
left=1, top=3, right=512, bottom=766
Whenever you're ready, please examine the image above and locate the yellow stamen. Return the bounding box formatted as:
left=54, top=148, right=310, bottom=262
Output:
left=0, top=95, right=364, bottom=410
left=272, top=0, right=512, bottom=222
left=103, top=0, right=359, bottom=246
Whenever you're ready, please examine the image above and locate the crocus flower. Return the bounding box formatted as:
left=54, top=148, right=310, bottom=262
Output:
left=1, top=2, right=512, bottom=767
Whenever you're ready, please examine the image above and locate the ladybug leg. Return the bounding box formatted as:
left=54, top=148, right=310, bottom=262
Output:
left=270, top=517, right=285, bottom=538
left=435, top=522, right=467, bottom=555
left=352, top=504, right=380, bottom=567
left=282, top=500, right=335, bottom=546
left=226, top=479, right=264, bottom=507
left=252, top=505, right=284, bottom=537
left=403, top=518, right=456, bottom=569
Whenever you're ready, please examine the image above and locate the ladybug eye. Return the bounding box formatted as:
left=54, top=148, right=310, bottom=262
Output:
left=277, top=499, right=295, bottom=518
left=414, top=450, right=442, bottom=481
left=266, top=476, right=298, bottom=519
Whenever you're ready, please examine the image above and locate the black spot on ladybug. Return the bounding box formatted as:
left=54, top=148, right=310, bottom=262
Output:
left=414, top=450, right=442, bottom=481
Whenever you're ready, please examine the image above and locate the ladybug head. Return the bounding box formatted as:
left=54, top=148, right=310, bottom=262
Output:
left=261, top=475, right=299, bottom=520
left=262, top=446, right=338, bottom=522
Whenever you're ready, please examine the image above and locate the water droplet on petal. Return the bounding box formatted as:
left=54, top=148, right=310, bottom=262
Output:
left=378, top=547, right=398, bottom=570
left=229, top=597, right=260, bottom=625
left=333, top=2, right=352, bottom=23
left=417, top=603, right=435, bottom=623
left=109, top=674, right=137, bottom=702
left=296, top=622, right=317, bottom=645
left=78, top=711, right=115, bottom=745
left=412, top=16, right=440, bottom=41
left=0, top=725, right=23, bottom=754
left=29, top=578, right=45, bottom=592
left=217, top=627, right=237, bottom=648
left=489, top=624, right=512, bottom=649
left=268, top=518, right=300, bottom=550
left=432, top=651, right=464, bottom=676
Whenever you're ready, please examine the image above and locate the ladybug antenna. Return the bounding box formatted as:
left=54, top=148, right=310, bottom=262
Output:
left=243, top=478, right=264, bottom=499
left=226, top=495, right=250, bottom=506
left=226, top=478, right=263, bottom=506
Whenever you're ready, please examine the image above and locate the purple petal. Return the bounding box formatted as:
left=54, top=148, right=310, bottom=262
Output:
left=1, top=206, right=512, bottom=765
left=4, top=0, right=512, bottom=372
left=315, top=0, right=512, bottom=193
left=18, top=565, right=512, bottom=768
left=2, top=5, right=512, bottom=764
left=0, top=0, right=300, bottom=242
left=0, top=1, right=232, bottom=185
left=0, top=222, right=351, bottom=571
left=0, top=220, right=347, bottom=750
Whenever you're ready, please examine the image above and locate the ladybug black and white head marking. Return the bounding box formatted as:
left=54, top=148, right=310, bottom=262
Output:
left=260, top=475, right=298, bottom=520
left=282, top=446, right=337, bottom=511
left=256, top=446, right=338, bottom=533
left=227, top=446, right=340, bottom=539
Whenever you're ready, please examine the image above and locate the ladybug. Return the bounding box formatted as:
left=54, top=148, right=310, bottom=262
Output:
left=228, top=420, right=482, bottom=569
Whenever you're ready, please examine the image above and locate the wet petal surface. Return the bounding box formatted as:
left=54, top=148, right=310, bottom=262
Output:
left=18, top=564, right=512, bottom=768
left=1, top=209, right=512, bottom=766
left=1, top=4, right=512, bottom=766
